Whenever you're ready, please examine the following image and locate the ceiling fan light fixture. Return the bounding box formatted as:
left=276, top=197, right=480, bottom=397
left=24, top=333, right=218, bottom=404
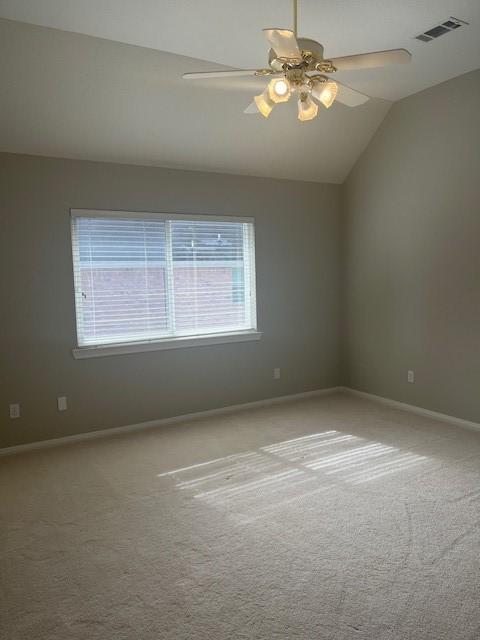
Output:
left=183, top=0, right=411, bottom=122
left=268, top=77, right=291, bottom=103
left=254, top=88, right=275, bottom=117
left=297, top=94, right=318, bottom=121
left=316, top=81, right=338, bottom=108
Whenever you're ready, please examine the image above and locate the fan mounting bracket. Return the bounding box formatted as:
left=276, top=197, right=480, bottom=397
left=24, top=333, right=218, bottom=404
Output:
left=314, top=60, right=337, bottom=73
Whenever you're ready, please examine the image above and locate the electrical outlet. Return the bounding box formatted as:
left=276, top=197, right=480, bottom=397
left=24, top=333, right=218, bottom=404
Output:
left=9, top=403, right=20, bottom=419
left=407, top=370, right=415, bottom=384
left=273, top=368, right=281, bottom=380
left=57, top=396, right=67, bottom=411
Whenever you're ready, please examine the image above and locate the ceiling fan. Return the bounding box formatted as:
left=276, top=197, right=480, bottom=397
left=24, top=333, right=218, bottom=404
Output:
left=183, top=0, right=411, bottom=122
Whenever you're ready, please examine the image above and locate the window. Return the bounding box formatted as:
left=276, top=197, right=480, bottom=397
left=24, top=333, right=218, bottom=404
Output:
left=71, top=210, right=258, bottom=357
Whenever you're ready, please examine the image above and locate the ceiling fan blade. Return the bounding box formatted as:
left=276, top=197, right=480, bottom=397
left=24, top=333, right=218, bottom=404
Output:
left=183, top=69, right=272, bottom=80
left=244, top=102, right=259, bottom=114
left=263, top=28, right=301, bottom=60
left=335, top=81, right=370, bottom=107
left=330, top=48, right=411, bottom=72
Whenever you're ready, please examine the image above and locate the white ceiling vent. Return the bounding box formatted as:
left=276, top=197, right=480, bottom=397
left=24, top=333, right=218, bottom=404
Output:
left=415, top=17, right=468, bottom=43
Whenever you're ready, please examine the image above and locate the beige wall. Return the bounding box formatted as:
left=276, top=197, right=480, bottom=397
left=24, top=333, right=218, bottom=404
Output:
left=343, top=69, right=480, bottom=423
left=0, top=153, right=342, bottom=448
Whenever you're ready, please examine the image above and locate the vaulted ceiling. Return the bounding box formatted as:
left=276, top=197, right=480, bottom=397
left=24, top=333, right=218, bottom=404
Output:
left=1, top=1, right=479, bottom=183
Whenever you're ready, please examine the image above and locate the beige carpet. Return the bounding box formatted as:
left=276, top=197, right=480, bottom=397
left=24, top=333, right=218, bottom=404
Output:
left=1, top=392, right=480, bottom=639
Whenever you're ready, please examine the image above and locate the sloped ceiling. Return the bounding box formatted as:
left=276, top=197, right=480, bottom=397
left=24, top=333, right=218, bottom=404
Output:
left=0, top=0, right=479, bottom=183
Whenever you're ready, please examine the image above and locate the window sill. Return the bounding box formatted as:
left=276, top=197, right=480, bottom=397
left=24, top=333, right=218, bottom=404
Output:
left=72, top=330, right=263, bottom=359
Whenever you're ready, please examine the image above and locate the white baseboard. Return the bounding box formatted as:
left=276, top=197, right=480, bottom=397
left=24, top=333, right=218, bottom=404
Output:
left=341, top=386, right=480, bottom=433
left=0, top=386, right=342, bottom=457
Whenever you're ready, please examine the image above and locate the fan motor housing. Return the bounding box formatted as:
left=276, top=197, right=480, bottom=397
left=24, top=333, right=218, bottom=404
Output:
left=269, top=38, right=325, bottom=71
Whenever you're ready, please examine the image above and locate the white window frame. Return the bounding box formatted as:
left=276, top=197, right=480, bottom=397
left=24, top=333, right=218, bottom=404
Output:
left=70, top=209, right=261, bottom=359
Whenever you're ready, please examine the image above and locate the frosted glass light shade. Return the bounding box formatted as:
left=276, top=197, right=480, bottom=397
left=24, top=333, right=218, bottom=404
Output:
left=315, top=81, right=338, bottom=109
left=254, top=89, right=275, bottom=118
left=268, top=78, right=291, bottom=104
left=298, top=95, right=318, bottom=121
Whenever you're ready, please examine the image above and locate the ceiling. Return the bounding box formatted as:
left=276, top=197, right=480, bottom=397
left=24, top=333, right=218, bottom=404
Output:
left=0, top=1, right=479, bottom=183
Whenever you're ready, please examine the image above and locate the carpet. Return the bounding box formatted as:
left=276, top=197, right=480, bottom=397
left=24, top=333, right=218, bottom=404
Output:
left=1, top=392, right=480, bottom=639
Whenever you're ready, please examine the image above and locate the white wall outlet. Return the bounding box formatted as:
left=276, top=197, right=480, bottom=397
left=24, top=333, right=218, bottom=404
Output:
left=9, top=403, right=20, bottom=419
left=407, top=370, right=415, bottom=384
left=57, top=396, right=68, bottom=411
left=273, top=368, right=281, bottom=380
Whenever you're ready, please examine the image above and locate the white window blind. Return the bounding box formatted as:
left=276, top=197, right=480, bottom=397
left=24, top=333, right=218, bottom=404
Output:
left=71, top=211, right=257, bottom=348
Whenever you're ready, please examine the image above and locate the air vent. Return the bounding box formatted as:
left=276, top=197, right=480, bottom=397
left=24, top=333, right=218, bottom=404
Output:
left=415, top=17, right=468, bottom=43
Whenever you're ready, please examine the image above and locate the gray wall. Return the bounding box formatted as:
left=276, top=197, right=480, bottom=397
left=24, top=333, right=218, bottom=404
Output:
left=3, top=68, right=479, bottom=449
left=1, top=153, right=342, bottom=448
left=343, top=69, right=480, bottom=423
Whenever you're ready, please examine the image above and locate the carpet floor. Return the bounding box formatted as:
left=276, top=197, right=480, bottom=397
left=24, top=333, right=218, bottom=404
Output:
left=1, top=392, right=480, bottom=639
